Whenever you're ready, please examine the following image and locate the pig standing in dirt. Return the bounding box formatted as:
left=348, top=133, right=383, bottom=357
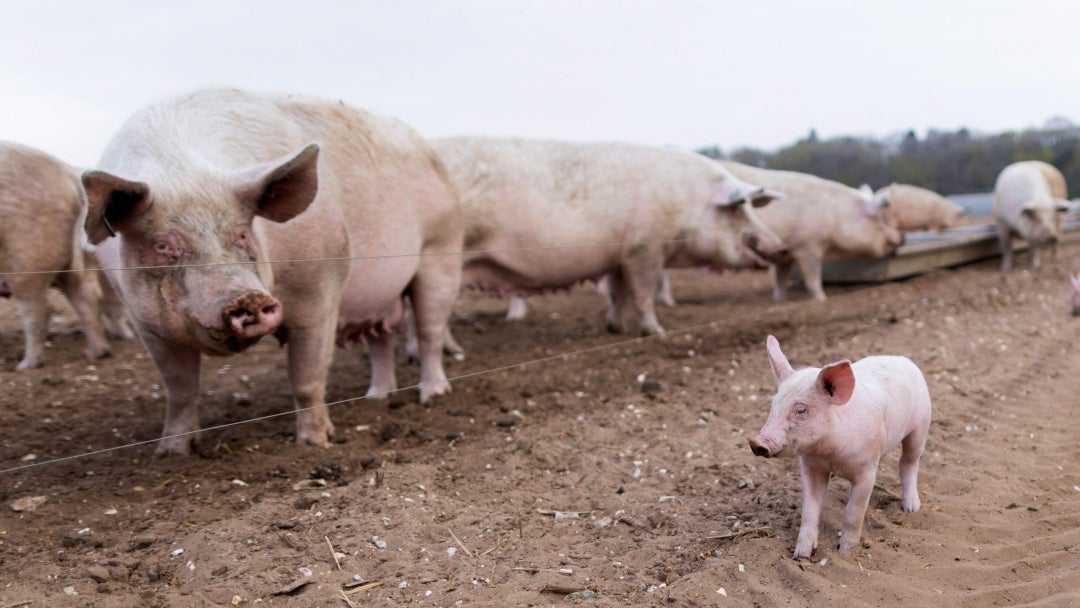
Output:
left=719, top=161, right=904, bottom=301
left=0, top=141, right=132, bottom=370
left=83, top=88, right=463, bottom=455
left=992, top=160, right=1072, bottom=271
left=431, top=137, right=785, bottom=336
left=876, top=183, right=965, bottom=232
left=749, top=335, right=932, bottom=559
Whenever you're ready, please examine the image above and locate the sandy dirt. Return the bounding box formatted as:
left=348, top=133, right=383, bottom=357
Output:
left=2, top=240, right=1080, bottom=607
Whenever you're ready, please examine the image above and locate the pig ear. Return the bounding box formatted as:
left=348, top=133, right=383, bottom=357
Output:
left=766, top=335, right=794, bottom=382
left=746, top=186, right=786, bottom=208
left=82, top=170, right=152, bottom=245
left=233, top=143, right=321, bottom=223
left=1070, top=273, right=1080, bottom=290
left=816, top=360, right=855, bottom=405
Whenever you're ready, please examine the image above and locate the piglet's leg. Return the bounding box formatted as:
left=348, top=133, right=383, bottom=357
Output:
left=899, top=431, right=927, bottom=512
left=838, top=469, right=876, bottom=551
left=795, top=461, right=829, bottom=559
left=141, top=332, right=202, bottom=456
left=287, top=320, right=337, bottom=447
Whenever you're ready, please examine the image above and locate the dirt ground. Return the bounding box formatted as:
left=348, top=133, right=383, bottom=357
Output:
left=3, top=239, right=1080, bottom=607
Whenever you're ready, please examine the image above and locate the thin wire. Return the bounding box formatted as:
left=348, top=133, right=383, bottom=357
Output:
left=0, top=291, right=805, bottom=476
left=0, top=237, right=692, bottom=278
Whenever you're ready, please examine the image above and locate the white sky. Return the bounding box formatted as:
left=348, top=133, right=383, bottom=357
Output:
left=1, top=0, right=1078, bottom=167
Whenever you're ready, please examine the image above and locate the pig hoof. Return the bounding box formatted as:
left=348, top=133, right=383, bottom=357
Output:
left=155, top=436, right=197, bottom=457
left=15, top=356, right=44, bottom=371
left=419, top=380, right=452, bottom=404
left=86, top=346, right=112, bottom=361
left=606, top=321, right=625, bottom=334
left=296, top=428, right=334, bottom=448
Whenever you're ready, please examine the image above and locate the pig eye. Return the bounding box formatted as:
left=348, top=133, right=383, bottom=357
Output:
left=795, top=405, right=808, bottom=416
left=154, top=242, right=169, bottom=253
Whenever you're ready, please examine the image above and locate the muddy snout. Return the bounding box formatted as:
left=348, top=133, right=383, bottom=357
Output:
left=748, top=437, right=774, bottom=458
left=222, top=291, right=283, bottom=339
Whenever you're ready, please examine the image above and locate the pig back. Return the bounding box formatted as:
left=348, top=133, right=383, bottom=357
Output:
left=851, top=355, right=931, bottom=452
left=0, top=141, right=85, bottom=275
left=434, top=137, right=721, bottom=289
left=270, top=96, right=463, bottom=313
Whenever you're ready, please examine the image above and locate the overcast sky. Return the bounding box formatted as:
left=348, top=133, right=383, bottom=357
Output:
left=1, top=0, right=1078, bottom=167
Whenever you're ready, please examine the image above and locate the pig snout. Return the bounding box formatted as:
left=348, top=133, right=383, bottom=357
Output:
left=222, top=291, right=283, bottom=339
left=742, top=232, right=788, bottom=264
left=748, top=437, right=776, bottom=458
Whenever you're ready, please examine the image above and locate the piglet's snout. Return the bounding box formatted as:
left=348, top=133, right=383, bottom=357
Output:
left=222, top=291, right=283, bottom=339
left=748, top=437, right=773, bottom=458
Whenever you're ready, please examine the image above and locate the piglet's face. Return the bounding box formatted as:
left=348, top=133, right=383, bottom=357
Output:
left=749, top=335, right=855, bottom=458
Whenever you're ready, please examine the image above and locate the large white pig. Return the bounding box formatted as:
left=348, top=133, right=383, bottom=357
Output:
left=431, top=137, right=786, bottom=336
left=750, top=335, right=932, bottom=559
left=719, top=162, right=904, bottom=301
left=0, top=141, right=131, bottom=370
left=876, top=183, right=965, bottom=232
left=82, top=88, right=463, bottom=455
left=992, top=160, right=1072, bottom=271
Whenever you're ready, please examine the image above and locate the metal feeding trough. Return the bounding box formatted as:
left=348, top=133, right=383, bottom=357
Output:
left=821, top=217, right=1080, bottom=284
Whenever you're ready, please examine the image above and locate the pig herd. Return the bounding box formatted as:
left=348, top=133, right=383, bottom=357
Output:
left=1, top=86, right=1077, bottom=558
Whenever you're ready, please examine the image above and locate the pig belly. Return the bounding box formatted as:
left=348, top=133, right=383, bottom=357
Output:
left=336, top=297, right=405, bottom=346
left=462, top=254, right=613, bottom=295
left=335, top=258, right=414, bottom=346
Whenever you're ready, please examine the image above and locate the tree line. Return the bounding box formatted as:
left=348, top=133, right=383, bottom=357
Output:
left=697, top=117, right=1080, bottom=197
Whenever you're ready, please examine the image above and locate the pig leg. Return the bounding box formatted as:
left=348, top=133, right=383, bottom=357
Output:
left=604, top=271, right=631, bottom=334
left=141, top=332, right=203, bottom=456
left=364, top=332, right=398, bottom=400
left=505, top=296, right=529, bottom=320
left=899, top=429, right=927, bottom=513
left=409, top=274, right=456, bottom=403
left=403, top=299, right=465, bottom=364
left=620, top=254, right=666, bottom=335
left=656, top=271, right=676, bottom=308
left=98, top=273, right=135, bottom=340
left=768, top=261, right=791, bottom=302
left=12, top=292, right=49, bottom=371
left=795, top=460, right=830, bottom=559
left=998, top=223, right=1014, bottom=271
left=792, top=250, right=827, bottom=302
left=286, top=320, right=337, bottom=446
left=56, top=270, right=111, bottom=361
left=1029, top=242, right=1042, bottom=269
left=838, top=469, right=877, bottom=551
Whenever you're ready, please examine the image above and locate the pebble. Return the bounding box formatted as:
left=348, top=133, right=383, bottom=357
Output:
left=10, top=495, right=47, bottom=512
left=87, top=566, right=110, bottom=583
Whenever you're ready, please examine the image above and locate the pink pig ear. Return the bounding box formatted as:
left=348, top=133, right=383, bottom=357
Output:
left=1070, top=273, right=1080, bottom=290
left=816, top=360, right=855, bottom=405
left=232, top=143, right=321, bottom=223
left=766, top=335, right=794, bottom=382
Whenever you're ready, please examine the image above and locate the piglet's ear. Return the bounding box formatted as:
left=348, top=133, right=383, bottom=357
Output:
left=816, top=360, right=855, bottom=405
left=82, top=170, right=152, bottom=245
left=1070, top=273, right=1080, bottom=290
left=766, top=335, right=794, bottom=383
left=233, top=143, right=321, bottom=223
